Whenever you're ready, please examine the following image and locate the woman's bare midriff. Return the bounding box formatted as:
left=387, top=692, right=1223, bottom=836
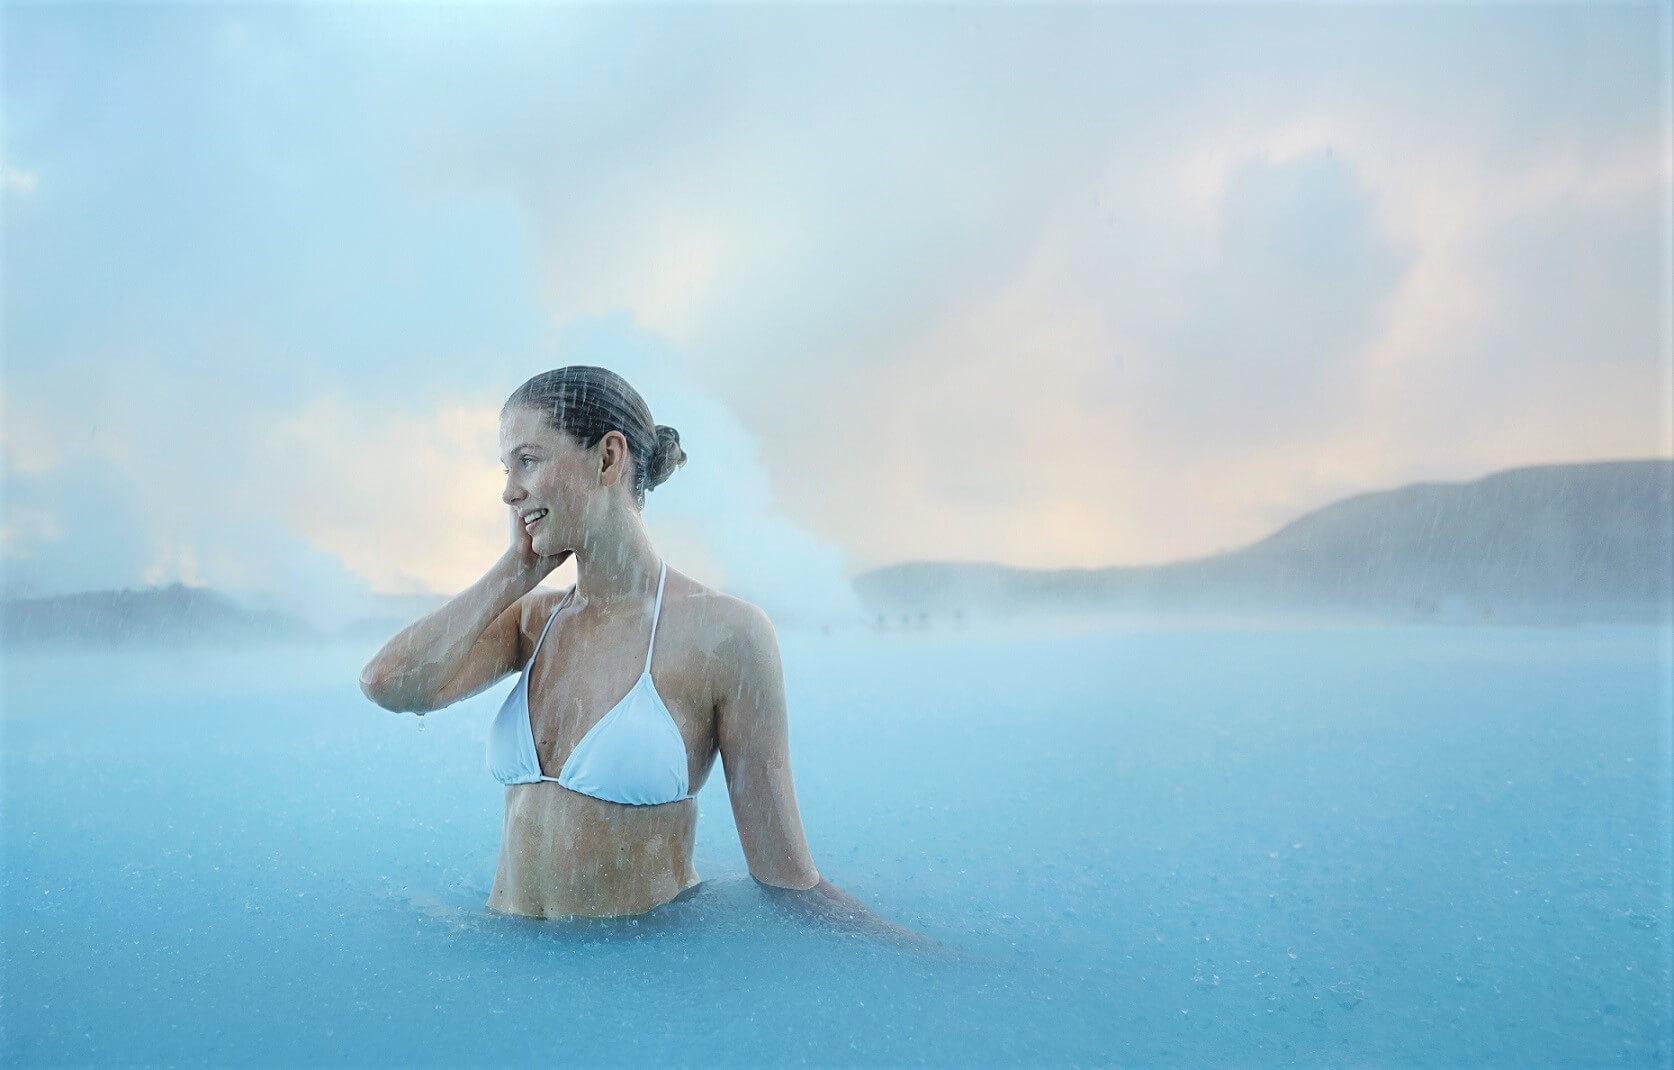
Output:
left=488, top=781, right=700, bottom=918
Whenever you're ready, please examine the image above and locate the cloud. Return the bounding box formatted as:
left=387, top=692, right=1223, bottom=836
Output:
left=1123, top=147, right=1411, bottom=449
left=1, top=481, right=156, bottom=602
left=364, top=6, right=1662, bottom=568
left=0, top=360, right=388, bottom=628
left=2, top=2, right=1668, bottom=593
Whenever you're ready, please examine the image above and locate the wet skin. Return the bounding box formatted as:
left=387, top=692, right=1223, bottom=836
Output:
left=487, top=571, right=740, bottom=918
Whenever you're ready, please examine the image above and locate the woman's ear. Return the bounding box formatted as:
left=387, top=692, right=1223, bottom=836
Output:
left=598, top=430, right=630, bottom=488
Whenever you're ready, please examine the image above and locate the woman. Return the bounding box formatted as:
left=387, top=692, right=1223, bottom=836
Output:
left=360, top=366, right=924, bottom=941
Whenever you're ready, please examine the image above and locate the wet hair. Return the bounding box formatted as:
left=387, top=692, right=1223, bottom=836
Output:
left=502, top=366, right=687, bottom=510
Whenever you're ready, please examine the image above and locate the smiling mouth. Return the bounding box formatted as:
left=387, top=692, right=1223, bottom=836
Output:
left=523, top=509, right=549, bottom=530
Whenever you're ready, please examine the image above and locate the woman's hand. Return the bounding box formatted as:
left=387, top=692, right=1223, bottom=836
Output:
left=507, top=504, right=572, bottom=580
left=758, top=878, right=960, bottom=958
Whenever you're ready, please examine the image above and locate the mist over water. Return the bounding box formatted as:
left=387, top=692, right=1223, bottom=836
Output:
left=3, top=621, right=1668, bottom=1065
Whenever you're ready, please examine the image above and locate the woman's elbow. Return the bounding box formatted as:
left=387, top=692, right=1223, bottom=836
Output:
left=359, top=663, right=424, bottom=713
left=359, top=664, right=395, bottom=710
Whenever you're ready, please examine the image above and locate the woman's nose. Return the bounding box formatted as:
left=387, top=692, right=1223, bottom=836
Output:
left=502, top=482, right=521, bottom=506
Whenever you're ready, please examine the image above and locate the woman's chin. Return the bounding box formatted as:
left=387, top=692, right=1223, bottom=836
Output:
left=533, top=536, right=567, bottom=559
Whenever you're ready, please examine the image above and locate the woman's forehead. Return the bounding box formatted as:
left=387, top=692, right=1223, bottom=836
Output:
left=502, top=410, right=562, bottom=442
left=499, top=407, right=567, bottom=451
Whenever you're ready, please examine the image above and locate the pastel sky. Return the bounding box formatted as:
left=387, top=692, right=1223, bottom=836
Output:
left=2, top=3, right=1670, bottom=626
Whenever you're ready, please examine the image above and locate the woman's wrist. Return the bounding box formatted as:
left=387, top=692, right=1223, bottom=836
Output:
left=498, top=548, right=560, bottom=587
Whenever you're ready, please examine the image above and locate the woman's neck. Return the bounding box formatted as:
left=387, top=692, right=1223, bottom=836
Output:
left=569, top=513, right=661, bottom=610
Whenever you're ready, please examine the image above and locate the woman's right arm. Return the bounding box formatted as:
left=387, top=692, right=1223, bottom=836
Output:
left=717, top=604, right=950, bottom=954
left=359, top=545, right=569, bottom=714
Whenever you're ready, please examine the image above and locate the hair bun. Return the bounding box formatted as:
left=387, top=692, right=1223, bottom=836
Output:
left=646, top=424, right=687, bottom=491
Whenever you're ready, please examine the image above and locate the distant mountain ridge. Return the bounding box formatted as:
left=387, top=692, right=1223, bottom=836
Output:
left=0, top=582, right=317, bottom=647
left=853, top=459, right=1674, bottom=624
left=0, top=584, right=463, bottom=648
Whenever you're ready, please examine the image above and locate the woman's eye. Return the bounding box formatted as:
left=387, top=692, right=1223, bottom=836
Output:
left=520, top=457, right=535, bottom=468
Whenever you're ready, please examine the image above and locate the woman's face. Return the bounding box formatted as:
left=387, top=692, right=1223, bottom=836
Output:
left=499, top=404, right=596, bottom=556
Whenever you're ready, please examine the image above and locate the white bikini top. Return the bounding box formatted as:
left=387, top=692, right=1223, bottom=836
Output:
left=486, top=560, right=692, bottom=806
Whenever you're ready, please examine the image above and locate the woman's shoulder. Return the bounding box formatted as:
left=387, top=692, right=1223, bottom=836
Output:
left=666, top=569, right=773, bottom=655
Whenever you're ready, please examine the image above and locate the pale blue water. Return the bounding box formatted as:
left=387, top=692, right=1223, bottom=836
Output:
left=3, top=623, right=1670, bottom=1066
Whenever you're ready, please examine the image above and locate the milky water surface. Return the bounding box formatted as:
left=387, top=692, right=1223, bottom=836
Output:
left=3, top=623, right=1669, bottom=1066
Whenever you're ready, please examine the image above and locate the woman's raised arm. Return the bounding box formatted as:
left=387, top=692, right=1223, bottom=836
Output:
left=360, top=502, right=572, bottom=713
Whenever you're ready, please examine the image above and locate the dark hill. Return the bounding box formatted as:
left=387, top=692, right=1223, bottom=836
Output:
left=852, top=459, right=1674, bottom=624
left=0, top=582, right=317, bottom=647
